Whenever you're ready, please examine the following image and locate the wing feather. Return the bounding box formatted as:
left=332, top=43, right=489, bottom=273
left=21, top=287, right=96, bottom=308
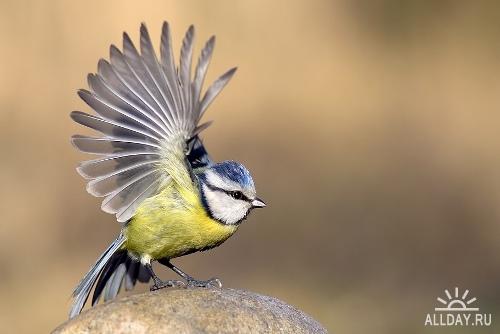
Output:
left=88, top=73, right=169, bottom=136
left=192, top=36, right=215, bottom=117
left=115, top=177, right=162, bottom=222
left=198, top=67, right=237, bottom=121
left=86, top=164, right=155, bottom=197
left=70, top=111, right=161, bottom=143
left=71, top=135, right=160, bottom=155
left=122, top=33, right=176, bottom=133
left=139, top=24, right=178, bottom=128
left=179, top=25, right=195, bottom=129
left=78, top=89, right=165, bottom=139
left=72, top=22, right=236, bottom=222
left=107, top=46, right=173, bottom=135
left=160, top=22, right=183, bottom=127
left=100, top=173, right=165, bottom=217
left=77, top=153, right=160, bottom=179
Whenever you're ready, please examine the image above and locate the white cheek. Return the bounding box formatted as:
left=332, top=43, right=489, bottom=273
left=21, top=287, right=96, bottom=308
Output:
left=203, top=185, right=250, bottom=224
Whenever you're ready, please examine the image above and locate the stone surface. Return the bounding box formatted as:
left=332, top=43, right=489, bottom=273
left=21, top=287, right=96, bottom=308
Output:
left=53, top=288, right=328, bottom=334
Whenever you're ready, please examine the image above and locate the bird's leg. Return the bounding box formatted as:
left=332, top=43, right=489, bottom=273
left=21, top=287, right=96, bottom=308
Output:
left=144, top=263, right=185, bottom=291
left=158, top=259, right=222, bottom=288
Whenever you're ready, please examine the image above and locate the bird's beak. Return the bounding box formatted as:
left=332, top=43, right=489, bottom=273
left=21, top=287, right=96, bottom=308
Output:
left=251, top=197, right=266, bottom=208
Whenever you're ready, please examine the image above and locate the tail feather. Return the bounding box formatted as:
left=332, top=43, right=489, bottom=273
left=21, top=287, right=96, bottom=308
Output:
left=104, top=262, right=127, bottom=301
left=70, top=234, right=125, bottom=318
left=91, top=250, right=127, bottom=306
left=124, top=259, right=139, bottom=291
left=92, top=252, right=151, bottom=306
left=70, top=234, right=152, bottom=318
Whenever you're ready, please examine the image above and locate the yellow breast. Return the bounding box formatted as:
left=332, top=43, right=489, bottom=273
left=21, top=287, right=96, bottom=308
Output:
left=123, top=182, right=238, bottom=260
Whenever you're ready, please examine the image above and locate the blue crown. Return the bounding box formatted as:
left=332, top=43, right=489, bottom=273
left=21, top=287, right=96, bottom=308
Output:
left=210, top=161, right=254, bottom=188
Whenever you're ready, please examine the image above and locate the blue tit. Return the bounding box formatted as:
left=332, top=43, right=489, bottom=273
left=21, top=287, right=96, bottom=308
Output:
left=69, top=22, right=266, bottom=318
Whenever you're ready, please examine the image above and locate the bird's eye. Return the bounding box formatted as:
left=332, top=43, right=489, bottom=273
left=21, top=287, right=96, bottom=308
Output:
left=230, top=191, right=244, bottom=200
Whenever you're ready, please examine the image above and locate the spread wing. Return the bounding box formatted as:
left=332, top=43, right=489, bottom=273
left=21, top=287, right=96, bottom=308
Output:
left=71, top=22, right=236, bottom=223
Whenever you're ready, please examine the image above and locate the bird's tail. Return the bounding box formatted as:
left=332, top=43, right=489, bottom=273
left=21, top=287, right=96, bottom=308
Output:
left=69, top=234, right=150, bottom=318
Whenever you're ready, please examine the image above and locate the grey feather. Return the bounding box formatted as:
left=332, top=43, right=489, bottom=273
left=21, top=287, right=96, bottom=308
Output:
left=92, top=251, right=126, bottom=306
left=115, top=176, right=163, bottom=222
left=70, top=111, right=161, bottom=143
left=160, top=22, right=183, bottom=126
left=139, top=23, right=178, bottom=127
left=192, top=36, right=215, bottom=116
left=91, top=253, right=147, bottom=308
left=70, top=234, right=125, bottom=318
left=78, top=89, right=165, bottom=139
left=179, top=25, right=195, bottom=128
left=122, top=32, right=175, bottom=133
left=88, top=73, right=170, bottom=137
left=104, top=263, right=127, bottom=301
left=98, top=56, right=168, bottom=132
left=198, top=67, right=237, bottom=121
left=77, top=153, right=160, bottom=179
left=193, top=121, right=213, bottom=137
left=105, top=49, right=172, bottom=135
left=100, top=173, right=165, bottom=219
left=71, top=135, right=160, bottom=155
left=83, top=159, right=160, bottom=183
left=86, top=164, right=156, bottom=197
left=72, top=22, right=236, bottom=223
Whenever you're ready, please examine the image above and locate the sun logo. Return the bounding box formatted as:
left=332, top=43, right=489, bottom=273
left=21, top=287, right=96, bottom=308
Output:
left=435, top=287, right=479, bottom=312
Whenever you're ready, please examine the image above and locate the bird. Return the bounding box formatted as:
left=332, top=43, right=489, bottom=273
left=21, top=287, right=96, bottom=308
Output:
left=69, top=22, right=266, bottom=318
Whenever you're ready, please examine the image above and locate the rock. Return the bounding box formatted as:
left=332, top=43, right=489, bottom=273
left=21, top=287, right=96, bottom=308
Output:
left=53, top=288, right=328, bottom=334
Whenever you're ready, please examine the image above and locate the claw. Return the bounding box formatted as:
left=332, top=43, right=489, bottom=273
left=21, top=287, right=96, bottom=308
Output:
left=150, top=279, right=186, bottom=291
left=187, top=277, right=222, bottom=288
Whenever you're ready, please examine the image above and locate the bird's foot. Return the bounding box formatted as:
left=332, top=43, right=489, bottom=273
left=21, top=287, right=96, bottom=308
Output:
left=150, top=279, right=186, bottom=291
left=186, top=277, right=222, bottom=288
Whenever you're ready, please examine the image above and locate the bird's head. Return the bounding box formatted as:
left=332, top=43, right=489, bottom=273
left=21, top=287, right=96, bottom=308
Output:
left=199, top=161, right=266, bottom=225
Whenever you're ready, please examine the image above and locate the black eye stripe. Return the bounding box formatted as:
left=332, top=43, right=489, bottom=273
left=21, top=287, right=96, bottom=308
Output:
left=229, top=191, right=244, bottom=200
left=204, top=183, right=251, bottom=202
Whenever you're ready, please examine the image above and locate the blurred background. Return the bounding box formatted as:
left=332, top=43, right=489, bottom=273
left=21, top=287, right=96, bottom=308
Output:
left=1, top=0, right=500, bottom=333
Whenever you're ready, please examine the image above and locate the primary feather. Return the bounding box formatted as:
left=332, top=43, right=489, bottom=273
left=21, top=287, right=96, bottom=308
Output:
left=71, top=22, right=237, bottom=222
